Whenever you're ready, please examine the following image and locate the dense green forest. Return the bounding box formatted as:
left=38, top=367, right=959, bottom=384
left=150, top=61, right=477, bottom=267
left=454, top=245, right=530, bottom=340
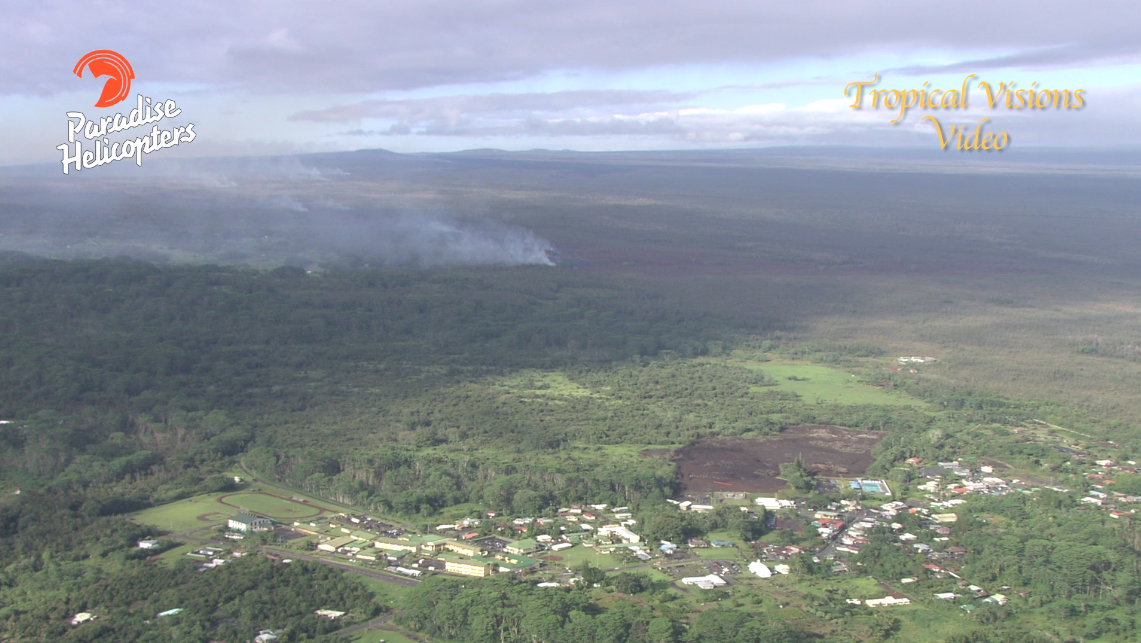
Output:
left=398, top=575, right=807, bottom=643
left=0, top=254, right=748, bottom=484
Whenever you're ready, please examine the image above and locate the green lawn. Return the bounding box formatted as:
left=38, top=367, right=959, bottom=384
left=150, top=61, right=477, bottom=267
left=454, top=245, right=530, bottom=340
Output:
left=693, top=547, right=742, bottom=560
left=552, top=545, right=611, bottom=570
left=737, top=359, right=927, bottom=407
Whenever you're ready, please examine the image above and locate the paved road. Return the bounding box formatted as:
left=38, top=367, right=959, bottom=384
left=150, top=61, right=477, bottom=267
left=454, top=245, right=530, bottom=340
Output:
left=819, top=508, right=873, bottom=560
left=259, top=547, right=421, bottom=588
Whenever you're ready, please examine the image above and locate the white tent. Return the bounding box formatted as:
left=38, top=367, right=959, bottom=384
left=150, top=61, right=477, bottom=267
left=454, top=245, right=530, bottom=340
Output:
left=748, top=561, right=772, bottom=578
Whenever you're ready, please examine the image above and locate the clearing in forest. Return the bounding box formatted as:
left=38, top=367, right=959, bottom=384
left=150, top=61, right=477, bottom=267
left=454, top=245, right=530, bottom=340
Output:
left=739, top=360, right=926, bottom=407
left=653, top=425, right=883, bottom=495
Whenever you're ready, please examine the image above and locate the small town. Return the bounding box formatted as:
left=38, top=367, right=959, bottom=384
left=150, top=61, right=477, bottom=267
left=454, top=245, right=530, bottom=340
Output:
left=74, top=433, right=1137, bottom=642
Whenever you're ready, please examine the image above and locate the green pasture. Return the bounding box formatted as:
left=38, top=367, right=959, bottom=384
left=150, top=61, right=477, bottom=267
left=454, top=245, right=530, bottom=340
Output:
left=219, top=492, right=325, bottom=520
left=738, top=359, right=927, bottom=407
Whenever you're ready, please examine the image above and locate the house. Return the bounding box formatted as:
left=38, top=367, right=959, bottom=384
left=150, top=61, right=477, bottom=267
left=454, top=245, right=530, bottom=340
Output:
left=137, top=539, right=161, bottom=549
left=228, top=512, right=272, bottom=533
left=315, top=609, right=346, bottom=619
left=754, top=497, right=796, bottom=510
left=254, top=630, right=282, bottom=643
left=597, top=525, right=641, bottom=544
left=71, top=613, right=97, bottom=626
left=157, top=608, right=183, bottom=617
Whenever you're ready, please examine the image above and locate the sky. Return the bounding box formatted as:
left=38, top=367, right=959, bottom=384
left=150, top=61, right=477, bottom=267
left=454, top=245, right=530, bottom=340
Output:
left=3, top=0, right=1140, bottom=166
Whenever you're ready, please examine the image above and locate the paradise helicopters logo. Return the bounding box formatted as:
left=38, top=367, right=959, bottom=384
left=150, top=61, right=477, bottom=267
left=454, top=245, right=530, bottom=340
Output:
left=57, top=49, right=197, bottom=174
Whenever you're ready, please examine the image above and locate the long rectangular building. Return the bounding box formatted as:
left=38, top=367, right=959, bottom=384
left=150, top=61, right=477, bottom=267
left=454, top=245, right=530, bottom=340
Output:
left=438, top=553, right=496, bottom=577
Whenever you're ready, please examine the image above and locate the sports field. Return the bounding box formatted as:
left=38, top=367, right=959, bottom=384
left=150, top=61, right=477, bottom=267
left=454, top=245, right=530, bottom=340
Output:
left=131, top=493, right=234, bottom=532
left=218, top=492, right=326, bottom=520
left=133, top=490, right=332, bottom=535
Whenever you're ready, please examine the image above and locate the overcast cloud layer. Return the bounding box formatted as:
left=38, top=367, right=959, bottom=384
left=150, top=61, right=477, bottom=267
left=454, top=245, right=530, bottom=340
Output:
left=3, top=1, right=1140, bottom=164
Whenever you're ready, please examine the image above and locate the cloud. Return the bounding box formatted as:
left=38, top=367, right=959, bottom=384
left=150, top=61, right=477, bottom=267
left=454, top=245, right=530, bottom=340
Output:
left=314, top=95, right=912, bottom=144
left=3, top=1, right=1138, bottom=96
left=292, top=90, right=696, bottom=123
left=2, top=1, right=1138, bottom=159
left=889, top=40, right=1141, bottom=75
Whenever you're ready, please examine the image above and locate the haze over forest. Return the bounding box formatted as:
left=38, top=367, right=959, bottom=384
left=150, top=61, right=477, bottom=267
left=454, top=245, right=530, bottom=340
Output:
left=4, top=146, right=1141, bottom=643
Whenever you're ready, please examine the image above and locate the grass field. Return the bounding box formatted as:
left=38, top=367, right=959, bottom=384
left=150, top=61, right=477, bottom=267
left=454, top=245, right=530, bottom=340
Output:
left=131, top=492, right=234, bottom=532
left=737, top=359, right=927, bottom=407
left=154, top=543, right=200, bottom=566
left=219, top=491, right=326, bottom=520
left=555, top=545, right=612, bottom=570
left=350, top=576, right=415, bottom=609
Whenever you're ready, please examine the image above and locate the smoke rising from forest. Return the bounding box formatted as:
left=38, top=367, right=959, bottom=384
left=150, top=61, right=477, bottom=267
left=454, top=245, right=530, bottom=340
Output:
left=0, top=155, right=555, bottom=268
